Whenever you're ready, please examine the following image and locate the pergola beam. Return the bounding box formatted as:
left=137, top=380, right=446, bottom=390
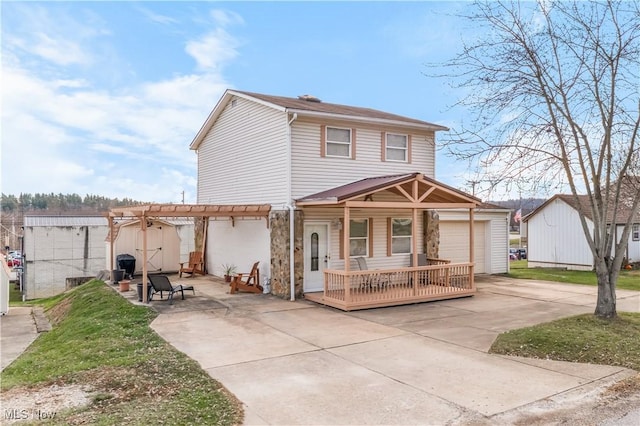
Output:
left=107, top=203, right=271, bottom=303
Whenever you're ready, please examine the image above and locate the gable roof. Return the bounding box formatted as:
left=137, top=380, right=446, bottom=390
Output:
left=296, top=173, right=480, bottom=207
left=24, top=216, right=108, bottom=227
left=190, top=89, right=449, bottom=150
left=525, top=192, right=639, bottom=224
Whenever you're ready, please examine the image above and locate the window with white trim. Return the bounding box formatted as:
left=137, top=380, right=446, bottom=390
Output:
left=349, top=219, right=368, bottom=257
left=391, top=218, right=412, bottom=254
left=386, top=133, right=408, bottom=162
left=326, top=127, right=352, bottom=158
left=633, top=224, right=640, bottom=241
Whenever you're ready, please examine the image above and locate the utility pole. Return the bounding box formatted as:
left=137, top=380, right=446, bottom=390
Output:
left=468, top=180, right=479, bottom=197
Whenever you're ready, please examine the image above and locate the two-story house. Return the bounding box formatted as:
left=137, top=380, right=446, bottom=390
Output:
left=189, top=90, right=509, bottom=310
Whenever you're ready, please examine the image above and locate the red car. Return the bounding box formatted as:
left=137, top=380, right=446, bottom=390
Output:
left=6, top=256, right=21, bottom=268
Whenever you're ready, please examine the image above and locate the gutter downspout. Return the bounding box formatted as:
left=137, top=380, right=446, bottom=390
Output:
left=287, top=112, right=298, bottom=301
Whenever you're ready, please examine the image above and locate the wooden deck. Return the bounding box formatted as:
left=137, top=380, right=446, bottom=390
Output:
left=305, top=263, right=475, bottom=311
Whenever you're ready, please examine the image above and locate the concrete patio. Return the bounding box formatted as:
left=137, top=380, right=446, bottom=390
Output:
left=141, top=274, right=640, bottom=425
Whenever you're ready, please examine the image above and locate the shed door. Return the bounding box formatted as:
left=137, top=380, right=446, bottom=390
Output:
left=439, top=221, right=486, bottom=274
left=136, top=228, right=163, bottom=273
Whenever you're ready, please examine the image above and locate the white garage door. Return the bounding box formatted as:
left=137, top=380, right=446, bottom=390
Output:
left=439, top=221, right=486, bottom=274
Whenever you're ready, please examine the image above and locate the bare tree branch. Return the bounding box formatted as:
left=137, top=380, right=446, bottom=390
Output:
left=426, top=0, right=640, bottom=318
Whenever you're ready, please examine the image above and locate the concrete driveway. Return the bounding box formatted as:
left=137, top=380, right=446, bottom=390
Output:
left=150, top=275, right=640, bottom=425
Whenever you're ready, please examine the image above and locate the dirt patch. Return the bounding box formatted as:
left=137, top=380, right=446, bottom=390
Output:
left=47, top=297, right=72, bottom=326
left=1, top=383, right=93, bottom=424
left=606, top=372, right=640, bottom=396
left=481, top=372, right=640, bottom=426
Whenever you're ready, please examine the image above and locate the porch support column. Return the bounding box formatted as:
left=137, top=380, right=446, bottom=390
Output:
left=412, top=207, right=418, bottom=295
left=469, top=207, right=475, bottom=290
left=343, top=205, right=350, bottom=304
left=202, top=217, right=209, bottom=274
left=108, top=216, right=115, bottom=279
left=142, top=215, right=149, bottom=303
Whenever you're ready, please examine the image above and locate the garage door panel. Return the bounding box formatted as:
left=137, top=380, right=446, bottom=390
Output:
left=439, top=222, right=485, bottom=274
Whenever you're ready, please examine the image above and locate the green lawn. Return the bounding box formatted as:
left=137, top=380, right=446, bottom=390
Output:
left=1, top=280, right=243, bottom=425
left=491, top=312, right=640, bottom=371
left=496, top=260, right=640, bottom=378
left=508, top=260, right=640, bottom=291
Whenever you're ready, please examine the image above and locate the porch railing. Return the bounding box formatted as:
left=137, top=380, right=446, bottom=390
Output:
left=321, top=261, right=475, bottom=311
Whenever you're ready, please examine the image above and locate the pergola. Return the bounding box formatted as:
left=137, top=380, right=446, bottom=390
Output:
left=107, top=204, right=271, bottom=302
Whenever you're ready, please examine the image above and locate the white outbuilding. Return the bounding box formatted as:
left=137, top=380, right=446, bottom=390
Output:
left=524, top=194, right=640, bottom=271
left=23, top=215, right=109, bottom=299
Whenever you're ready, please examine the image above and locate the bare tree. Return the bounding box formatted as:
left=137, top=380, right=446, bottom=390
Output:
left=432, top=0, right=640, bottom=318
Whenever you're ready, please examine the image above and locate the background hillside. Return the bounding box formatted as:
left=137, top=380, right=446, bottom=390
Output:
left=1, top=193, right=149, bottom=250
left=488, top=198, right=546, bottom=231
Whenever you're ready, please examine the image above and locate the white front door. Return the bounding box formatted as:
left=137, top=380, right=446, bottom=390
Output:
left=303, top=222, right=329, bottom=292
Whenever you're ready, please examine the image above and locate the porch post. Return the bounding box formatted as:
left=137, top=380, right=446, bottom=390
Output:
left=108, top=216, right=115, bottom=280
left=412, top=207, right=418, bottom=295
left=469, top=208, right=475, bottom=290
left=202, top=217, right=209, bottom=274
left=343, top=205, right=350, bottom=304
left=142, top=215, right=149, bottom=303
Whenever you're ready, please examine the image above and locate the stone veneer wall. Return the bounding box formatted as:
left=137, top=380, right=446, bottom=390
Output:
left=269, top=210, right=304, bottom=299
left=423, top=210, right=440, bottom=258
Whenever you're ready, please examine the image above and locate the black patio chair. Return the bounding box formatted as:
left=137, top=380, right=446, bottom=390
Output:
left=148, top=275, right=195, bottom=305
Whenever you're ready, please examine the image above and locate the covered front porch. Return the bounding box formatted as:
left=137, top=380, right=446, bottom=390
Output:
left=297, top=173, right=480, bottom=311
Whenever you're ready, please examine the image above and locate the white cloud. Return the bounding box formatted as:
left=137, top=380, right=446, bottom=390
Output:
left=210, top=9, right=244, bottom=27
left=185, top=28, right=240, bottom=71
left=30, top=32, right=91, bottom=66
left=1, top=5, right=242, bottom=203
left=136, top=6, right=179, bottom=25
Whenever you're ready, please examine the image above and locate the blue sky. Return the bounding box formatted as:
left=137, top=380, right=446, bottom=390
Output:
left=2, top=1, right=485, bottom=204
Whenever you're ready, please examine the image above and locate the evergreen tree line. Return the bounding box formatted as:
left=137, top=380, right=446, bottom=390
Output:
left=1, top=193, right=147, bottom=213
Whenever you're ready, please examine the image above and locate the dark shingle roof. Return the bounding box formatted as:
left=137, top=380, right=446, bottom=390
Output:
left=234, top=90, right=449, bottom=130
left=528, top=182, right=639, bottom=225
left=191, top=89, right=449, bottom=150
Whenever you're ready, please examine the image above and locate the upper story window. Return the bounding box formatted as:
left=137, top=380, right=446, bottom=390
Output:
left=325, top=127, right=352, bottom=158
left=633, top=224, right=640, bottom=241
left=350, top=218, right=369, bottom=257
left=390, top=218, right=412, bottom=254
left=386, top=133, right=408, bottom=162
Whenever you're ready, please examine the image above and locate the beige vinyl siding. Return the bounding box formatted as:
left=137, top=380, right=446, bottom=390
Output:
left=291, top=120, right=436, bottom=198
left=302, top=208, right=424, bottom=271
left=197, top=96, right=289, bottom=205
left=489, top=214, right=509, bottom=274
left=437, top=209, right=509, bottom=274
left=439, top=221, right=487, bottom=274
